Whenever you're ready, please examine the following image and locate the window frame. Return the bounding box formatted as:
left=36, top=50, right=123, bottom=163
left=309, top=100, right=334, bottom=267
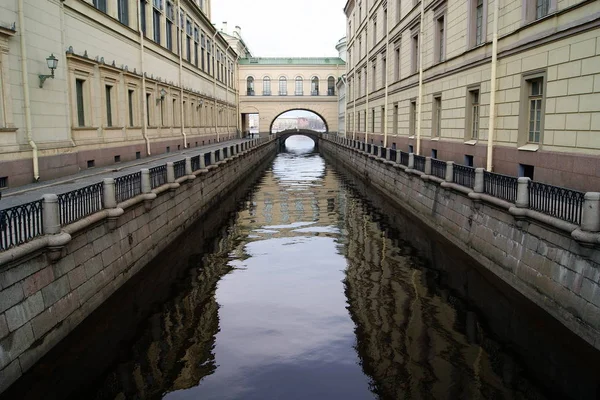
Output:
left=295, top=76, right=303, bottom=96
left=279, top=76, right=287, bottom=96
left=432, top=94, right=442, bottom=138
left=465, top=86, right=481, bottom=141
left=263, top=76, right=271, bottom=96
left=434, top=5, right=447, bottom=63
left=409, top=99, right=417, bottom=137
left=411, top=28, right=419, bottom=74
left=468, top=0, right=488, bottom=48
left=518, top=70, right=547, bottom=147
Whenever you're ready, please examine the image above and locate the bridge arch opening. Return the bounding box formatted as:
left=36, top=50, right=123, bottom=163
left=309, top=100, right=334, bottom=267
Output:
left=283, top=135, right=317, bottom=154
left=270, top=109, right=328, bottom=134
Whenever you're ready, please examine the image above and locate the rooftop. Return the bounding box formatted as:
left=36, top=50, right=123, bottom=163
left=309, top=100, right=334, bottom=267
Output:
left=239, top=57, right=346, bottom=66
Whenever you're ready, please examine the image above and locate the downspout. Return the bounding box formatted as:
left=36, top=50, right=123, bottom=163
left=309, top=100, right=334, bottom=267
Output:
left=383, top=6, right=390, bottom=148
left=416, top=0, right=425, bottom=155
left=365, top=27, right=369, bottom=144
left=487, top=0, right=500, bottom=171
left=212, top=31, right=218, bottom=141
left=176, top=0, right=187, bottom=148
left=353, top=63, right=357, bottom=140
left=17, top=0, right=39, bottom=181
left=137, top=1, right=151, bottom=155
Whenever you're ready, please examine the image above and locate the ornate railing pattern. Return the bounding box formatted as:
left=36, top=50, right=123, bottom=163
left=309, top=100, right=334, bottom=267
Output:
left=399, top=151, right=409, bottom=167
left=389, top=149, right=397, bottom=162
left=191, top=155, right=201, bottom=172
left=58, top=183, right=103, bottom=226
left=529, top=181, right=584, bottom=225
left=431, top=159, right=446, bottom=179
left=413, top=155, right=426, bottom=172
left=149, top=165, right=167, bottom=189
left=174, top=160, right=186, bottom=179
left=453, top=164, right=476, bottom=189
left=0, top=200, right=43, bottom=251
left=484, top=171, right=518, bottom=203
left=115, top=172, right=142, bottom=203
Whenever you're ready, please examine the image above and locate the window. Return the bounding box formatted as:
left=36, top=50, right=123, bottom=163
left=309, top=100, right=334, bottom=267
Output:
left=409, top=100, right=417, bottom=136
left=358, top=73, right=362, bottom=97
left=394, top=43, right=400, bottom=81
left=160, top=95, right=165, bottom=126
left=153, top=8, right=160, bottom=43
left=128, top=89, right=135, bottom=127
left=519, top=164, right=535, bottom=179
left=373, top=19, right=377, bottom=46
left=114, top=155, right=121, bottom=163
left=431, top=149, right=438, bottom=159
left=473, top=0, right=485, bottom=46
left=432, top=95, right=442, bottom=137
left=146, top=93, right=152, bottom=126
left=357, top=112, right=361, bottom=132
left=140, top=0, right=147, bottom=36
left=435, top=15, right=445, bottom=62
left=466, top=89, right=480, bottom=140
left=166, top=3, right=173, bottom=50
left=279, top=77, right=287, bottom=96
left=396, top=0, right=401, bottom=21
left=372, top=61, right=377, bottom=91
left=359, top=2, right=362, bottom=21
left=263, top=77, right=271, bottom=95
left=409, top=144, right=414, bottom=153
left=201, top=33, right=206, bottom=70
left=412, top=32, right=419, bottom=73
left=136, top=151, right=141, bottom=159
left=93, top=0, right=107, bottom=12
left=536, top=0, right=550, bottom=19
left=358, top=35, right=362, bottom=60
left=194, top=27, right=199, bottom=67
left=393, top=103, right=398, bottom=133
left=465, top=155, right=474, bottom=167
left=172, top=99, right=178, bottom=126
left=295, top=76, right=303, bottom=95
left=186, top=20, right=192, bottom=63
left=76, top=79, right=85, bottom=127
left=382, top=57, right=387, bottom=86
left=117, top=0, right=128, bottom=25
left=371, top=108, right=375, bottom=133
left=105, top=85, right=113, bottom=127
left=247, top=77, right=254, bottom=95
left=381, top=106, right=386, bottom=132
left=363, top=67, right=367, bottom=95
left=383, top=8, right=387, bottom=33
left=328, top=77, right=335, bottom=96
left=311, top=77, right=319, bottom=96
left=528, top=78, right=543, bottom=143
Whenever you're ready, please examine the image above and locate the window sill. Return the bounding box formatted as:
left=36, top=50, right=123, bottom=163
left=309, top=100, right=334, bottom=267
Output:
left=0, top=127, right=17, bottom=133
left=103, top=126, right=124, bottom=130
left=518, top=143, right=539, bottom=152
left=408, top=136, right=415, bottom=139
left=464, top=140, right=477, bottom=145
left=72, top=126, right=98, bottom=131
left=431, top=137, right=440, bottom=141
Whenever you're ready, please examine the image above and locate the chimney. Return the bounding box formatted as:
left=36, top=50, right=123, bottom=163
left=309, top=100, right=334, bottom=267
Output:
left=222, top=21, right=227, bottom=33
left=234, top=25, right=241, bottom=38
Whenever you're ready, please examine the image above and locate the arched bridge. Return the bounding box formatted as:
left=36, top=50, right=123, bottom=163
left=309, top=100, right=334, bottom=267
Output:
left=275, top=129, right=325, bottom=151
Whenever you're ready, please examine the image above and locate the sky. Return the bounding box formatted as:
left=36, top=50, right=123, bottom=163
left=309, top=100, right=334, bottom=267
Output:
left=212, top=0, right=348, bottom=58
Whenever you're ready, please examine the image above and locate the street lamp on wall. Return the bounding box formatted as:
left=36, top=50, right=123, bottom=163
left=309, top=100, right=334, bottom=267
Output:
left=39, top=54, right=58, bottom=88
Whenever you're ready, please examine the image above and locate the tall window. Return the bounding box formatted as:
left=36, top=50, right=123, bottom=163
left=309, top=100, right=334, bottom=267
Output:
left=358, top=35, right=362, bottom=59
left=153, top=1, right=161, bottom=44
left=76, top=79, right=85, bottom=127
left=194, top=27, right=199, bottom=67
left=383, top=8, right=387, bottom=33
left=117, top=0, right=128, bottom=24
left=409, top=100, right=417, bottom=136
left=394, top=44, right=400, bottom=81
left=311, top=77, right=319, bottom=96
left=146, top=93, right=152, bottom=126
left=475, top=0, right=484, bottom=45
left=372, top=62, right=377, bottom=91
left=412, top=32, right=419, bottom=73
left=207, top=39, right=212, bottom=75
left=247, top=77, right=254, bottom=95
left=93, top=0, right=107, bottom=12
left=373, top=19, right=377, bottom=46
left=393, top=103, right=398, bottom=133
left=279, top=77, right=287, bottom=96
left=371, top=109, right=375, bottom=133
left=295, top=77, right=303, bottom=95
left=469, top=89, right=480, bottom=140
left=160, top=95, right=165, bottom=126
left=382, top=57, right=387, bottom=86
left=536, top=0, right=550, bottom=19
left=166, top=2, right=173, bottom=51
left=357, top=112, right=361, bottom=132
left=396, top=0, right=401, bottom=21
left=186, top=20, right=192, bottom=63
left=140, top=0, right=147, bottom=36
left=528, top=78, right=543, bottom=143
left=201, top=34, right=206, bottom=70
left=358, top=73, right=362, bottom=97
left=263, top=77, right=271, bottom=95
left=128, top=89, right=135, bottom=127
left=328, top=77, right=335, bottom=96
left=105, top=85, right=113, bottom=127
left=435, top=15, right=445, bottom=62
left=432, top=96, right=442, bottom=137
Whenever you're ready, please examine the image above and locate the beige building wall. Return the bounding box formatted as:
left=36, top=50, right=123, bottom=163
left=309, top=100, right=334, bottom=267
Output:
left=239, top=60, right=345, bottom=134
left=0, top=0, right=236, bottom=189
left=344, top=0, right=600, bottom=191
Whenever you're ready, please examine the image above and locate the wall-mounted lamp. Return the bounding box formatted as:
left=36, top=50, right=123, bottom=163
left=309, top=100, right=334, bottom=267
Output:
left=39, top=54, right=58, bottom=88
left=157, top=88, right=167, bottom=104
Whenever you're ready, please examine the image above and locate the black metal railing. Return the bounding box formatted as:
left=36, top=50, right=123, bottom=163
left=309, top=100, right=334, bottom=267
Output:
left=214, top=150, right=221, bottom=162
left=191, top=155, right=201, bottom=171
left=58, top=182, right=104, bottom=226
left=373, top=145, right=379, bottom=156
left=115, top=172, right=142, bottom=203
left=174, top=159, right=186, bottom=179
left=453, top=164, right=476, bottom=189
left=0, top=200, right=43, bottom=252
left=204, top=153, right=212, bottom=167
left=389, top=149, right=397, bottom=162
left=380, top=147, right=387, bottom=159
left=414, top=155, right=426, bottom=172
left=529, top=181, right=584, bottom=224
left=431, top=159, right=446, bottom=179
left=399, top=151, right=409, bottom=166
left=149, top=165, right=167, bottom=189
left=366, top=144, right=372, bottom=153
left=484, top=171, right=518, bottom=203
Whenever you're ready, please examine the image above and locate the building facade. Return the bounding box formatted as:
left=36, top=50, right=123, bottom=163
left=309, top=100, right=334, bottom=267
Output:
left=344, top=0, right=600, bottom=191
left=336, top=37, right=348, bottom=137
left=0, top=0, right=239, bottom=188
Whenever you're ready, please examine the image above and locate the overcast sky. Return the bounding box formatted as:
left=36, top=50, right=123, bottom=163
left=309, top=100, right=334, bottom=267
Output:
left=212, top=0, right=347, bottom=58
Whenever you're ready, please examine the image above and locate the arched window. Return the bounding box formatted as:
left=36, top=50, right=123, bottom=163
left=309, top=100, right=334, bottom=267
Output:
left=295, top=76, right=303, bottom=95
left=263, top=77, right=271, bottom=96
left=328, top=76, right=336, bottom=96
left=311, top=76, right=319, bottom=96
left=279, top=77, right=287, bottom=96
left=246, top=77, right=254, bottom=95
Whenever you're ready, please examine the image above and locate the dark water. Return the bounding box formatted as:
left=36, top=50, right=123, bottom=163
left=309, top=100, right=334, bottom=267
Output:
left=5, top=136, right=600, bottom=400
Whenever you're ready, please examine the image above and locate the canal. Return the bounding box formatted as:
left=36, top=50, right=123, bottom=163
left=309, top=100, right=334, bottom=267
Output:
left=4, top=136, right=599, bottom=399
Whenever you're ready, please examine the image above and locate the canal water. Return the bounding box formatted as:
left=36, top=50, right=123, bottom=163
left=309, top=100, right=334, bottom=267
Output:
left=4, top=136, right=600, bottom=400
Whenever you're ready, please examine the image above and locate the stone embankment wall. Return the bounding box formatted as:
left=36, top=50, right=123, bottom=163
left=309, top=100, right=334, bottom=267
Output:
left=321, top=137, right=600, bottom=352
left=0, top=138, right=276, bottom=392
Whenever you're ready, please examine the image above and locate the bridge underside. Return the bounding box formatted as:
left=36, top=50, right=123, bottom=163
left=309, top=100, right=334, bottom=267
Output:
left=275, top=130, right=323, bottom=151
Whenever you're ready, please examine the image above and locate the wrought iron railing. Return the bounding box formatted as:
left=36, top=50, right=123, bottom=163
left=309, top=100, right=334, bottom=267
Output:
left=380, top=147, right=387, bottom=159
left=174, top=159, right=186, bottom=179
left=529, top=181, right=584, bottom=224
left=389, top=149, right=397, bottom=162
left=484, top=171, right=518, bottom=203
left=204, top=153, right=212, bottom=167
left=414, top=155, right=426, bottom=172
left=431, top=159, right=446, bottom=179
left=366, top=144, right=372, bottom=154
left=191, top=155, right=201, bottom=171
left=58, top=182, right=104, bottom=226
left=399, top=151, right=409, bottom=166
left=453, top=164, right=476, bottom=189
left=0, top=200, right=43, bottom=251
left=115, top=172, right=142, bottom=203
left=149, top=165, right=167, bottom=189
left=373, top=145, right=379, bottom=156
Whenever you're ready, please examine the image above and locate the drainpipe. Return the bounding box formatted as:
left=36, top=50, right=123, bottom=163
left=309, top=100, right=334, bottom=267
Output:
left=353, top=64, right=357, bottom=140
left=137, top=1, right=151, bottom=155
left=383, top=6, right=390, bottom=148
left=487, top=0, right=500, bottom=171
left=17, top=0, right=39, bottom=181
left=176, top=0, right=187, bottom=148
left=365, top=27, right=369, bottom=144
left=416, top=0, right=425, bottom=155
left=212, top=30, right=219, bottom=141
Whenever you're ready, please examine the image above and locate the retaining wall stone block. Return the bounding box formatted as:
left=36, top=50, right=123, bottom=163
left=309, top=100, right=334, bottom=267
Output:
left=22, top=267, right=54, bottom=298
left=0, top=323, right=34, bottom=369
left=0, top=285, right=24, bottom=314
left=0, top=258, right=46, bottom=290
left=0, top=315, right=8, bottom=338
left=67, top=266, right=86, bottom=291
left=5, top=292, right=44, bottom=332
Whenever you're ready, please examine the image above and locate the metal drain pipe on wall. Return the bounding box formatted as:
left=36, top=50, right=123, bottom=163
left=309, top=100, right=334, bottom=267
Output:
left=486, top=0, right=501, bottom=171
left=416, top=0, right=425, bottom=155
